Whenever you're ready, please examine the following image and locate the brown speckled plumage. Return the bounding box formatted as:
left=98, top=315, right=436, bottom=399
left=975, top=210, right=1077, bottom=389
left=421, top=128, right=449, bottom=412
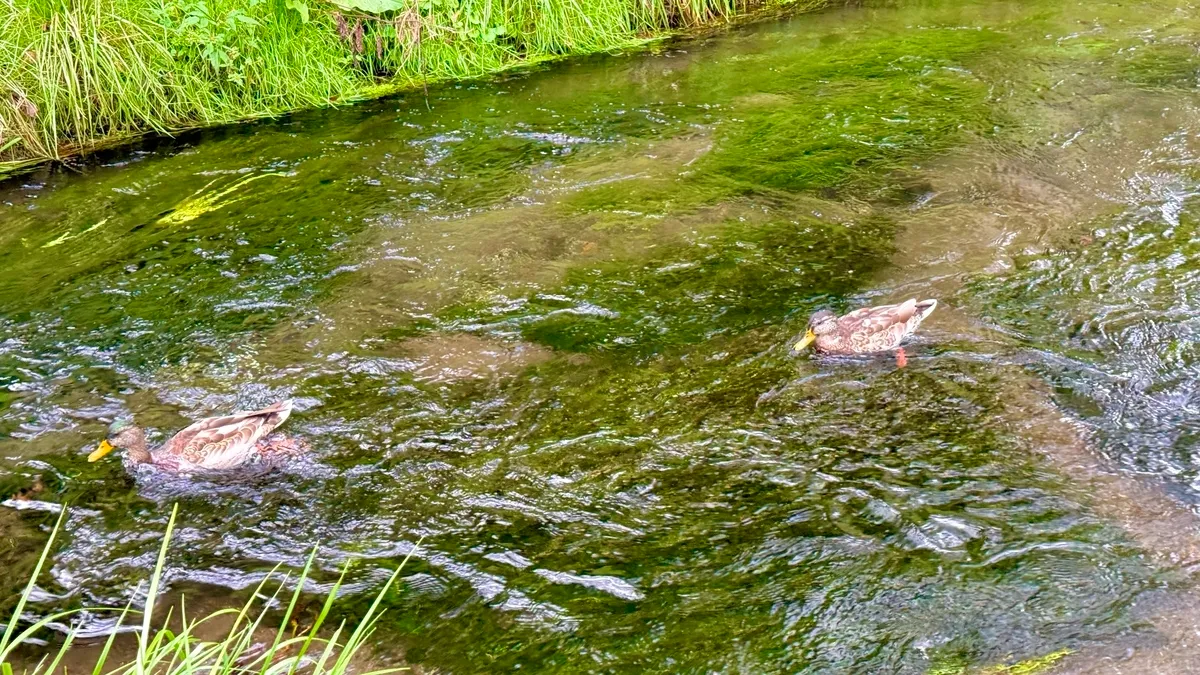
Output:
left=797, top=299, right=937, bottom=355
left=95, top=401, right=305, bottom=473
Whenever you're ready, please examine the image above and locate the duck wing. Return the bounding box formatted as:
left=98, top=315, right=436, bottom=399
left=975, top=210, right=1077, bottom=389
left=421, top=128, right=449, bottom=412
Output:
left=161, top=400, right=293, bottom=470
left=841, top=299, right=917, bottom=332
left=837, top=300, right=928, bottom=351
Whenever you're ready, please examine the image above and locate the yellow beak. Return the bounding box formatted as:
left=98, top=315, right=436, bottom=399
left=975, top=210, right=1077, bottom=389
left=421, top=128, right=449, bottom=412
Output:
left=793, top=330, right=816, bottom=352
left=88, top=439, right=116, bottom=463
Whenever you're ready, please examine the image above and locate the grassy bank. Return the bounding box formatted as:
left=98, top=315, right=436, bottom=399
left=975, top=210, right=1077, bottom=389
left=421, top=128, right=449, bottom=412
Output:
left=1, top=505, right=413, bottom=675
left=0, top=0, right=827, bottom=172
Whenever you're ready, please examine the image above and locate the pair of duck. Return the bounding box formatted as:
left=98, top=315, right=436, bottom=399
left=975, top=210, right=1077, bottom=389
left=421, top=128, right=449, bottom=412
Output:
left=90, top=299, right=937, bottom=474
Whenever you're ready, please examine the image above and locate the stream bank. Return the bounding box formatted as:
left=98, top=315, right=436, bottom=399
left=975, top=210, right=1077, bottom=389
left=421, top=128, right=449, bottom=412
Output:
left=0, top=0, right=825, bottom=175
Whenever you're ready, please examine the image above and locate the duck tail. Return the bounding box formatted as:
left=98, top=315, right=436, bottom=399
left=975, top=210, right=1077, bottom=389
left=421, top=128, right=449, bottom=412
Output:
left=261, top=399, right=293, bottom=428
left=914, top=299, right=938, bottom=318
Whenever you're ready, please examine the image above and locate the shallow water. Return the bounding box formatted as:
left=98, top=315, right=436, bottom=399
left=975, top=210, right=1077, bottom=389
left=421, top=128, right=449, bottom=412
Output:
left=4, top=0, right=1200, bottom=672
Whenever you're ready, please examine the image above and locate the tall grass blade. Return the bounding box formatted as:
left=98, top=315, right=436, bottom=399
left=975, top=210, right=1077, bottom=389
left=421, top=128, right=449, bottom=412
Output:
left=38, top=626, right=76, bottom=675
left=0, top=508, right=68, bottom=659
left=138, top=503, right=178, bottom=675
left=0, top=503, right=453, bottom=675
left=258, top=548, right=318, bottom=675
left=332, top=540, right=422, bottom=675
left=90, top=600, right=134, bottom=675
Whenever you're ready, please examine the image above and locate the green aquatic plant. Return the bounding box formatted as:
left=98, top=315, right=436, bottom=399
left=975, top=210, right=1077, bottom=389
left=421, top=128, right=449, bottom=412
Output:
left=927, top=648, right=1072, bottom=675
left=419, top=209, right=894, bottom=360
left=549, top=24, right=1006, bottom=222
left=1117, top=41, right=1200, bottom=89
left=157, top=172, right=286, bottom=225
left=990, top=649, right=1073, bottom=674
left=41, top=218, right=108, bottom=249
left=0, top=505, right=415, bottom=675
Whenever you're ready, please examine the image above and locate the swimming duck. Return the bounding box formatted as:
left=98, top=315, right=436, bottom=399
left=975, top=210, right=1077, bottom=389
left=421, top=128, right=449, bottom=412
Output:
left=793, top=299, right=937, bottom=355
left=89, top=400, right=304, bottom=473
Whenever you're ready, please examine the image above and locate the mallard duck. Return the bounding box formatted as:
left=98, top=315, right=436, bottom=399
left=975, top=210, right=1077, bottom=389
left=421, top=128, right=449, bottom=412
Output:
left=88, top=400, right=305, bottom=473
left=793, top=299, right=937, bottom=355
left=10, top=475, right=45, bottom=502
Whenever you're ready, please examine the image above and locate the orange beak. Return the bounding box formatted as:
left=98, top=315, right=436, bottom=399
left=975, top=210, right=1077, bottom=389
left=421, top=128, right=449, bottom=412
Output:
left=793, top=329, right=816, bottom=352
left=88, top=439, right=116, bottom=462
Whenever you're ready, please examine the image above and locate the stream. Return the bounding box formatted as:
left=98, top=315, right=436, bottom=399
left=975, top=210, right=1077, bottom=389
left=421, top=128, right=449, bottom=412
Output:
left=3, top=0, right=1200, bottom=672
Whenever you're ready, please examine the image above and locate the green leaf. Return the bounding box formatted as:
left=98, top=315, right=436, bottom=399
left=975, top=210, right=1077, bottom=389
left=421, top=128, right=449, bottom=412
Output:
left=231, top=10, right=260, bottom=26
left=284, top=0, right=309, bottom=22
left=327, top=0, right=407, bottom=13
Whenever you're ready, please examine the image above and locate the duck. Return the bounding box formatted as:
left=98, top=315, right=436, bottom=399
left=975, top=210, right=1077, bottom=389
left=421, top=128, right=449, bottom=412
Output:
left=88, top=400, right=305, bottom=473
left=10, top=474, right=45, bottom=502
left=793, top=299, right=937, bottom=356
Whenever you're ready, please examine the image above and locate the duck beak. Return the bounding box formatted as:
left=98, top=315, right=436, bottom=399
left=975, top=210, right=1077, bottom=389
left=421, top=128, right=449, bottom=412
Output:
left=793, top=330, right=816, bottom=353
left=88, top=439, right=115, bottom=462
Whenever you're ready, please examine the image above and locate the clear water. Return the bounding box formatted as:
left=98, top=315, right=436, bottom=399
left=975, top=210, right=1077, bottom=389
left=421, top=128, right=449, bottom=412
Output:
left=4, top=0, right=1200, bottom=672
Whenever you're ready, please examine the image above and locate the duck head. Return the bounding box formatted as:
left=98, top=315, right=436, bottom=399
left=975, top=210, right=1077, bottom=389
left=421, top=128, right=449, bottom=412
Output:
left=793, top=310, right=838, bottom=352
left=89, top=419, right=151, bottom=465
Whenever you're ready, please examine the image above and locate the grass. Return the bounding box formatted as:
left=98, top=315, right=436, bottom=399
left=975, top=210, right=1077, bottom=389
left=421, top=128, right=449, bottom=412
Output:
left=0, top=0, right=828, bottom=172
left=0, top=505, right=416, bottom=675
